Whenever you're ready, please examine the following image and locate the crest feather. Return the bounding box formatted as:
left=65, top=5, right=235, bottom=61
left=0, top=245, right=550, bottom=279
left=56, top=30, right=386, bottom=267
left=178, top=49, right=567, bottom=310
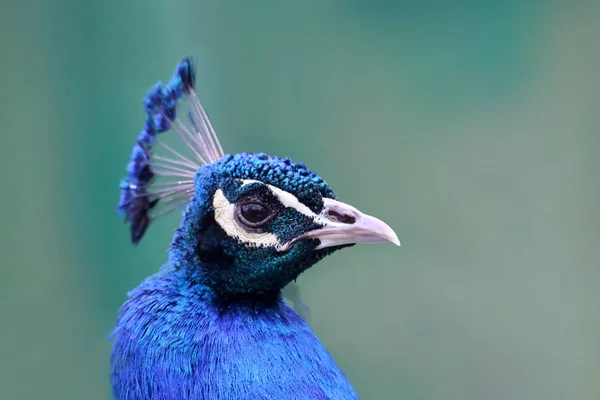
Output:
left=117, top=58, right=224, bottom=244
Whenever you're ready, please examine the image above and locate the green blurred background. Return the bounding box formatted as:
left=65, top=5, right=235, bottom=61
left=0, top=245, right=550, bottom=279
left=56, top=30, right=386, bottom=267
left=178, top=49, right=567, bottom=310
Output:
left=1, top=1, right=599, bottom=399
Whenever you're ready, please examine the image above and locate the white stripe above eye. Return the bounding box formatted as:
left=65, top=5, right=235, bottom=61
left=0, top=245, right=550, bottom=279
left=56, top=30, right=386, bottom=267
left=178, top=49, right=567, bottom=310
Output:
left=242, top=179, right=346, bottom=229
left=240, top=179, right=318, bottom=219
left=212, top=180, right=323, bottom=252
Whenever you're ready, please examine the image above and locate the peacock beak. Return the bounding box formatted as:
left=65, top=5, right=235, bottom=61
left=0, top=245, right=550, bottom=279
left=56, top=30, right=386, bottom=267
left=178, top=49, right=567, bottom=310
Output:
left=295, top=198, right=400, bottom=250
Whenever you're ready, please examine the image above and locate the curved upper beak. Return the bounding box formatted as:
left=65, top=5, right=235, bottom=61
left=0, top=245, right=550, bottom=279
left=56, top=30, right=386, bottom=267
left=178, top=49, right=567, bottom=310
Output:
left=295, top=198, right=400, bottom=250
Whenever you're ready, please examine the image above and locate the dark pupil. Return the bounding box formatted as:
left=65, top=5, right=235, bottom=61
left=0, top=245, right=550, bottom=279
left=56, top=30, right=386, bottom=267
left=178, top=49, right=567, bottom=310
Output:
left=241, top=203, right=270, bottom=224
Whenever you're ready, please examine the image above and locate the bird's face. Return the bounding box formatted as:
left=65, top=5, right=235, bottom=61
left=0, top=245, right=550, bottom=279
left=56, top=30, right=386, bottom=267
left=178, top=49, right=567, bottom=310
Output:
left=174, top=153, right=399, bottom=297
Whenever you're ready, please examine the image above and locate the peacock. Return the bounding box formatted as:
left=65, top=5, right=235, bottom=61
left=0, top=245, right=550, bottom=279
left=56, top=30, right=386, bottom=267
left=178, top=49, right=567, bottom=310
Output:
left=112, top=58, right=399, bottom=400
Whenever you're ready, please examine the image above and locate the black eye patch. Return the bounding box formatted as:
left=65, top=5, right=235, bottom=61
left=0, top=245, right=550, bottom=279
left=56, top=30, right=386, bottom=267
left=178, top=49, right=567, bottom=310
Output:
left=236, top=184, right=283, bottom=211
left=233, top=184, right=284, bottom=232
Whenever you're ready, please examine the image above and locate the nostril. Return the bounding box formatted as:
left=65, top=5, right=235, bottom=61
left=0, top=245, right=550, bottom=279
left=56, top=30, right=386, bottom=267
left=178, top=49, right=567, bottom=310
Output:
left=325, top=209, right=356, bottom=224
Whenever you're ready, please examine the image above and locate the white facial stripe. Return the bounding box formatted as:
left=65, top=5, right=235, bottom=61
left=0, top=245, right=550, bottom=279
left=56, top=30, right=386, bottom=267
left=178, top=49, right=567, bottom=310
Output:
left=240, top=179, right=318, bottom=219
left=212, top=189, right=288, bottom=250
left=241, top=179, right=350, bottom=229
left=213, top=179, right=344, bottom=252
left=242, top=181, right=350, bottom=229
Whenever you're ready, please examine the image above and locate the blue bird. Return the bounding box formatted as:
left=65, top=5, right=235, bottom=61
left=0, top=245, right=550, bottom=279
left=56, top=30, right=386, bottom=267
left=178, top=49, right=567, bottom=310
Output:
left=112, top=58, right=400, bottom=400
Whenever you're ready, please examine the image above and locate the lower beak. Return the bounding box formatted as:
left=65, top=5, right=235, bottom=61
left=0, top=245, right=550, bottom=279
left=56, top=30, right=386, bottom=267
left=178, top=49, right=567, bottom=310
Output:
left=295, top=198, right=400, bottom=250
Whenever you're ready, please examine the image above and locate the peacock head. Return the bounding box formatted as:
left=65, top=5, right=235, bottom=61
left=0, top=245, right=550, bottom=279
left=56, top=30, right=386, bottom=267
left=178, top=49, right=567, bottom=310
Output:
left=118, top=58, right=399, bottom=298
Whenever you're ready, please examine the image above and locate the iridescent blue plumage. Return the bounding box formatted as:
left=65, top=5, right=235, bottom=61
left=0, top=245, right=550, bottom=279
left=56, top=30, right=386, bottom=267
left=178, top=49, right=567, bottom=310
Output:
left=112, top=159, right=358, bottom=399
left=112, top=59, right=399, bottom=400
left=118, top=58, right=195, bottom=244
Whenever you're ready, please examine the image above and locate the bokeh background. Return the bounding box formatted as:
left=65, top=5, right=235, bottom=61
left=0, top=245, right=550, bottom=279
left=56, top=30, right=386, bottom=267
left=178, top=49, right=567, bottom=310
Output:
left=1, top=1, right=599, bottom=399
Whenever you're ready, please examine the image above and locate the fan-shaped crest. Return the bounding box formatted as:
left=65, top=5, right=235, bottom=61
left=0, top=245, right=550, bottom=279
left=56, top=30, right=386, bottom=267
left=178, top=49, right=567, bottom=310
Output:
left=117, top=59, right=224, bottom=244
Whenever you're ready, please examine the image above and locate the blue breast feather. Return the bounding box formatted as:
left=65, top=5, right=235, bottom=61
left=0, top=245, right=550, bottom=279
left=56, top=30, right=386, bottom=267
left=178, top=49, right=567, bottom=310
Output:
left=111, top=264, right=358, bottom=400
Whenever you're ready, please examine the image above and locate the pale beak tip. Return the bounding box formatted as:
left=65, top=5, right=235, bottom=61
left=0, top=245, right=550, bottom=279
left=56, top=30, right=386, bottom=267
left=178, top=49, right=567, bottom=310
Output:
left=378, top=221, right=400, bottom=247
left=388, top=231, right=401, bottom=247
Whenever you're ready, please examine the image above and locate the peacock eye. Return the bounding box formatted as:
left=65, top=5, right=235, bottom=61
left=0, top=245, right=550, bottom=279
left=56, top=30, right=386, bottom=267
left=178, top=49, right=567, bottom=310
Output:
left=237, top=202, right=273, bottom=228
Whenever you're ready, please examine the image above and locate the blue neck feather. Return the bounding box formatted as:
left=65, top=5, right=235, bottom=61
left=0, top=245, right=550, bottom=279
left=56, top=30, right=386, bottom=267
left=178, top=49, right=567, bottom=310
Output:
left=111, top=264, right=358, bottom=400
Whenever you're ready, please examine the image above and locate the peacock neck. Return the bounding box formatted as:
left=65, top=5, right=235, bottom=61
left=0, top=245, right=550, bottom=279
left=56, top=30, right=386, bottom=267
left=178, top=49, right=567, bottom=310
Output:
left=111, top=263, right=358, bottom=399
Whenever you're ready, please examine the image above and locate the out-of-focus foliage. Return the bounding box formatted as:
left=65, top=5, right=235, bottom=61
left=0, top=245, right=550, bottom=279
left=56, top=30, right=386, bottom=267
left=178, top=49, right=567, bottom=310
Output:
left=1, top=2, right=598, bottom=399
